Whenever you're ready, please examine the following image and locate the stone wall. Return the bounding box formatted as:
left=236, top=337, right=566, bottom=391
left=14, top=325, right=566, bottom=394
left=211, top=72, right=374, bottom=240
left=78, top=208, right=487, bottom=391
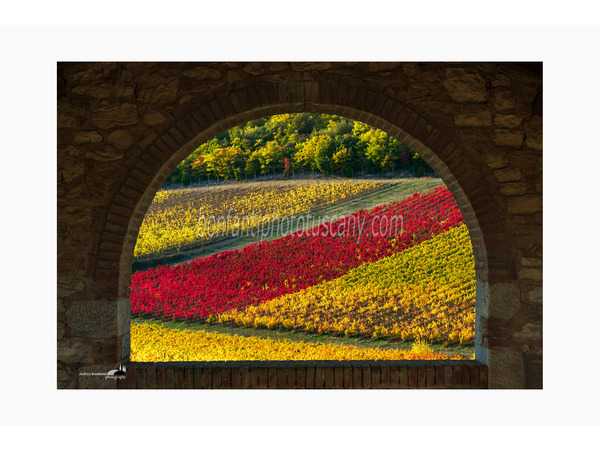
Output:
left=119, top=361, right=488, bottom=389
left=57, top=62, right=542, bottom=388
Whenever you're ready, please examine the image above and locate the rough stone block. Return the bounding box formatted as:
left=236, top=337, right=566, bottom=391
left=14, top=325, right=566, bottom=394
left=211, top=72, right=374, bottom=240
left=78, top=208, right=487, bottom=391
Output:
left=493, top=167, right=522, bottom=182
left=494, top=114, right=523, bottom=128
left=290, top=62, right=332, bottom=71
left=117, top=298, right=130, bottom=336
left=243, top=62, right=266, bottom=76
left=115, top=83, right=135, bottom=98
left=491, top=88, right=517, bottom=112
left=488, top=348, right=526, bottom=388
left=58, top=278, right=86, bottom=300
left=72, top=85, right=111, bottom=98
left=227, top=70, right=244, bottom=84
left=527, top=286, right=543, bottom=304
left=74, top=131, right=103, bottom=144
left=91, top=103, right=139, bottom=128
left=269, top=62, right=289, bottom=71
left=58, top=111, right=77, bottom=128
left=524, top=116, right=542, bottom=150
left=58, top=340, right=93, bottom=364
left=485, top=151, right=508, bottom=169
left=442, top=72, right=487, bottom=102
left=507, top=195, right=542, bottom=214
left=512, top=323, right=542, bottom=341
left=499, top=181, right=528, bottom=196
left=475, top=279, right=489, bottom=316
left=66, top=300, right=120, bottom=337
left=490, top=74, right=511, bottom=87
left=525, top=131, right=543, bottom=150
left=493, top=129, right=524, bottom=148
left=106, top=130, right=134, bottom=150
left=57, top=362, right=78, bottom=389
left=182, top=66, right=222, bottom=80
left=84, top=145, right=125, bottom=162
left=519, top=268, right=543, bottom=281
left=138, top=78, right=179, bottom=104
left=488, top=282, right=521, bottom=320
left=521, top=257, right=542, bottom=267
left=454, top=111, right=492, bottom=127
left=367, top=62, right=400, bottom=72
left=116, top=329, right=128, bottom=358
left=143, top=110, right=168, bottom=126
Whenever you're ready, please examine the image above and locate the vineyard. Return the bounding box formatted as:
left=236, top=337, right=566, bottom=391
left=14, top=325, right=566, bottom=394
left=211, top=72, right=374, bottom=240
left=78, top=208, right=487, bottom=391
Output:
left=130, top=181, right=476, bottom=362
left=216, top=224, right=475, bottom=345
left=134, top=179, right=383, bottom=259
left=131, top=322, right=465, bottom=362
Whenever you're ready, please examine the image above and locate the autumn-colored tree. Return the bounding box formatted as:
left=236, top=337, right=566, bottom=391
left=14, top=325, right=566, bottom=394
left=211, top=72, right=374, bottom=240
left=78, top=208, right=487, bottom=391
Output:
left=164, top=113, right=433, bottom=185
left=354, top=122, right=407, bottom=170
left=293, top=134, right=335, bottom=173
left=204, top=146, right=246, bottom=180
left=257, top=141, right=285, bottom=174
left=332, top=147, right=351, bottom=174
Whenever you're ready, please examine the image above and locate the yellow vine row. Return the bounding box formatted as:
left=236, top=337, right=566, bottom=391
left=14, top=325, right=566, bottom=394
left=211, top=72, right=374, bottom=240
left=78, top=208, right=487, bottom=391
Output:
left=216, top=224, right=476, bottom=345
left=130, top=322, right=464, bottom=362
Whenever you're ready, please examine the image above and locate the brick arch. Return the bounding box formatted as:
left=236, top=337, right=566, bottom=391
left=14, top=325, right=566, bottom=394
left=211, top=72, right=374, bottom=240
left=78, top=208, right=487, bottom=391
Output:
left=105, top=84, right=501, bottom=363
left=59, top=62, right=542, bottom=389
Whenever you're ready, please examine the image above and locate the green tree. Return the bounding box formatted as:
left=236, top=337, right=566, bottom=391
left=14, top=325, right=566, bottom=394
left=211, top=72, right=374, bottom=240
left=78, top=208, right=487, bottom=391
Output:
left=332, top=147, right=352, bottom=175
left=293, top=134, right=335, bottom=173
left=245, top=151, right=261, bottom=176
left=206, top=146, right=246, bottom=180
left=259, top=141, right=285, bottom=173
left=354, top=123, right=408, bottom=171
left=162, top=112, right=435, bottom=184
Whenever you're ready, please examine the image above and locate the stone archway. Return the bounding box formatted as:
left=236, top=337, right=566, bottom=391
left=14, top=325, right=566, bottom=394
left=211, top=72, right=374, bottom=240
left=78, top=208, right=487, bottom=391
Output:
left=57, top=62, right=542, bottom=389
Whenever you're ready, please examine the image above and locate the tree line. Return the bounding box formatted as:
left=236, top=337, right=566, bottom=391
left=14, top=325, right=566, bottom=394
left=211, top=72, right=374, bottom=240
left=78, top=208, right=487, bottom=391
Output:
left=166, top=113, right=433, bottom=185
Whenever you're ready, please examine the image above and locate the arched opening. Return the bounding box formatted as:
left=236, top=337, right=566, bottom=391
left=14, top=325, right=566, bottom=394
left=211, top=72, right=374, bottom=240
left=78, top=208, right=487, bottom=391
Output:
left=113, top=100, right=493, bottom=373
left=128, top=112, right=475, bottom=363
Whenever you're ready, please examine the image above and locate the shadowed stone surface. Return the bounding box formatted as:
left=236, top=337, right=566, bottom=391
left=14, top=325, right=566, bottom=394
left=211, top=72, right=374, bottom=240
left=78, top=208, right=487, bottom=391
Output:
left=65, top=300, right=121, bottom=337
left=488, top=283, right=522, bottom=320
left=57, top=62, right=542, bottom=389
left=443, top=71, right=487, bottom=102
